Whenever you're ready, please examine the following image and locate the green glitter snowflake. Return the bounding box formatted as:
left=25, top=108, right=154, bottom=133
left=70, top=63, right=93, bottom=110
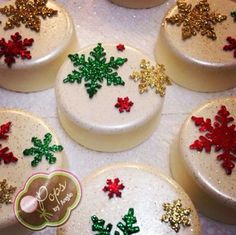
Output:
left=231, top=11, right=236, bottom=22
left=115, top=208, right=140, bottom=235
left=23, top=133, right=63, bottom=167
left=91, top=208, right=140, bottom=235
left=91, top=215, right=113, bottom=235
left=63, top=43, right=127, bottom=98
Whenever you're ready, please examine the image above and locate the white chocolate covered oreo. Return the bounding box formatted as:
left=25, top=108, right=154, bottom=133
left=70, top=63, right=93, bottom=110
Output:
left=109, top=0, right=166, bottom=9
left=56, top=43, right=171, bottom=152
left=57, top=163, right=201, bottom=235
left=156, top=0, right=236, bottom=92
left=0, top=0, right=77, bottom=92
left=0, top=109, right=65, bottom=234
left=170, top=97, right=236, bottom=224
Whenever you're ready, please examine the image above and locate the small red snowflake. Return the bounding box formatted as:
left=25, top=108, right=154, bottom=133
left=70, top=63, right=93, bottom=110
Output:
left=116, top=44, right=125, bottom=51
left=115, top=97, right=134, bottom=113
left=190, top=105, right=236, bottom=175
left=103, top=178, right=125, bottom=199
left=223, top=36, right=236, bottom=58
left=0, top=145, right=18, bottom=164
left=0, top=122, right=11, bottom=140
left=0, top=32, right=34, bottom=67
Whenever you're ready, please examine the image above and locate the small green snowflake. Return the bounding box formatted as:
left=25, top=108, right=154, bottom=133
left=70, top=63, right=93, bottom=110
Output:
left=23, top=133, right=63, bottom=167
left=91, top=215, right=113, bottom=235
left=63, top=43, right=128, bottom=98
left=231, top=11, right=236, bottom=22
left=91, top=208, right=140, bottom=235
left=115, top=208, right=140, bottom=235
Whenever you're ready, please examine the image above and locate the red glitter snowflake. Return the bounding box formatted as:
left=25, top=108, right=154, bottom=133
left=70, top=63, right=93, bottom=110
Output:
left=0, top=122, right=18, bottom=164
left=0, top=32, right=34, bottom=67
left=190, top=105, right=236, bottom=175
left=223, top=36, right=236, bottom=58
left=0, top=145, right=18, bottom=164
left=0, top=122, right=11, bottom=139
left=116, top=44, right=125, bottom=51
left=103, top=178, right=125, bottom=199
left=115, top=97, right=134, bottom=113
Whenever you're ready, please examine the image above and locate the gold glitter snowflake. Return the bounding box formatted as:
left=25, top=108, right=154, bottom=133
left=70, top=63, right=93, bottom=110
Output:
left=0, top=0, right=58, bottom=32
left=161, top=199, right=191, bottom=233
left=166, top=0, right=227, bottom=40
left=130, top=59, right=171, bottom=97
left=0, top=179, right=16, bottom=206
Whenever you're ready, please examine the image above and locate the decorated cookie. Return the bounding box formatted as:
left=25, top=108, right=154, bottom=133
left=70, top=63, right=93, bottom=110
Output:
left=109, top=0, right=166, bottom=9
left=0, top=0, right=77, bottom=92
left=0, top=109, right=65, bottom=234
left=170, top=97, right=236, bottom=224
left=57, top=163, right=201, bottom=235
left=55, top=43, right=171, bottom=152
left=156, top=0, right=236, bottom=92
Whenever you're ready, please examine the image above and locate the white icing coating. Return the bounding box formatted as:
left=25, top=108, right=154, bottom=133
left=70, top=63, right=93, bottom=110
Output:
left=171, top=97, right=236, bottom=224
left=109, top=0, right=166, bottom=8
left=56, top=44, right=164, bottom=152
left=0, top=0, right=78, bottom=92
left=0, top=109, right=65, bottom=234
left=57, top=163, right=201, bottom=235
left=156, top=0, right=236, bottom=92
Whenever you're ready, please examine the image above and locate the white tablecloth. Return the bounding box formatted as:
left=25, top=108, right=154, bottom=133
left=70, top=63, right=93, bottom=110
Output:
left=0, top=0, right=235, bottom=234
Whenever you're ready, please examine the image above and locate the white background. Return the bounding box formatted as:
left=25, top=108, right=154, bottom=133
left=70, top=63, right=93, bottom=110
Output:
left=0, top=0, right=236, bottom=234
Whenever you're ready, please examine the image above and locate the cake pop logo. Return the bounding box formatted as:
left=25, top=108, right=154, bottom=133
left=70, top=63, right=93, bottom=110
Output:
left=14, top=170, right=81, bottom=231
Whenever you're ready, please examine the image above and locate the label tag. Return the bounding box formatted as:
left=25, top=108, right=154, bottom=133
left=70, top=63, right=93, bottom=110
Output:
left=14, top=170, right=81, bottom=231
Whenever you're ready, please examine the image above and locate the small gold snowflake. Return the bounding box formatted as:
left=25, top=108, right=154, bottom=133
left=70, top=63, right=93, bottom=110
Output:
left=130, top=59, right=171, bottom=97
left=0, top=179, right=16, bottom=206
left=166, top=0, right=227, bottom=40
left=0, top=0, right=58, bottom=32
left=161, top=199, right=191, bottom=233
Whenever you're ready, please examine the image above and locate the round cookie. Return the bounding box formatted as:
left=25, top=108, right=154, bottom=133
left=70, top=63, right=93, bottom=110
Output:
left=0, top=0, right=77, bottom=92
left=109, top=0, right=166, bottom=9
left=56, top=43, right=171, bottom=152
left=170, top=97, right=236, bottom=224
left=156, top=0, right=236, bottom=92
left=57, top=163, right=201, bottom=235
left=0, top=109, right=65, bottom=234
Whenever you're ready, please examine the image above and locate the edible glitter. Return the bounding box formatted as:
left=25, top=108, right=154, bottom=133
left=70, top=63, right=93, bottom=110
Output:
left=0, top=179, right=16, bottom=205
left=190, top=105, right=236, bottom=175
left=0, top=0, right=58, bottom=32
left=161, top=199, right=191, bottom=233
left=0, top=32, right=34, bottom=67
left=166, top=0, right=227, bottom=40
left=130, top=59, right=171, bottom=97
left=23, top=133, right=63, bottom=167
left=63, top=43, right=127, bottom=98
left=115, top=97, right=133, bottom=113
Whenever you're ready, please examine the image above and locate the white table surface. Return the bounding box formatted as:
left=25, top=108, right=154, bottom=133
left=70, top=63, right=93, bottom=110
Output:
left=0, top=0, right=236, bottom=234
